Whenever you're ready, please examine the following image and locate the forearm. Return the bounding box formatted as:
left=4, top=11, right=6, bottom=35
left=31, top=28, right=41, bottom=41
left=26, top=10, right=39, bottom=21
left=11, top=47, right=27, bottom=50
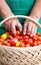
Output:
left=0, top=0, right=14, bottom=18
left=30, top=0, right=41, bottom=21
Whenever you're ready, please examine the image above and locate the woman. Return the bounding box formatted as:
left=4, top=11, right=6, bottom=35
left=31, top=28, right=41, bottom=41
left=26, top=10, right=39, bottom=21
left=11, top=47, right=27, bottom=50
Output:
left=0, top=0, right=41, bottom=36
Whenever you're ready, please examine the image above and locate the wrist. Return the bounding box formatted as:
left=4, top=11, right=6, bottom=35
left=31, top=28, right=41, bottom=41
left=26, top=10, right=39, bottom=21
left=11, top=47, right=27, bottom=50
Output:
left=30, top=13, right=40, bottom=22
left=1, top=10, right=14, bottom=18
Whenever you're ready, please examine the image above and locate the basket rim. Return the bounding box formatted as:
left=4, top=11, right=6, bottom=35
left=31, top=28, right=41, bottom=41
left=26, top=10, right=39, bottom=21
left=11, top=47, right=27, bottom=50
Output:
left=0, top=45, right=41, bottom=50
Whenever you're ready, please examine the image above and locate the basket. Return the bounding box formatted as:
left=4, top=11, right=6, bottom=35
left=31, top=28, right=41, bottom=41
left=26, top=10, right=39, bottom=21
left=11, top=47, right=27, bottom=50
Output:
left=0, top=15, right=41, bottom=65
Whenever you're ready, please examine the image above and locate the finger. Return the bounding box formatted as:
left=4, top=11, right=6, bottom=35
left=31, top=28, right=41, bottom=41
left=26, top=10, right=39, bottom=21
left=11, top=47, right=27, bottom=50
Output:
left=27, top=22, right=32, bottom=35
left=5, top=23, right=10, bottom=31
left=11, top=23, right=16, bottom=35
left=17, top=21, right=22, bottom=32
left=30, top=25, right=37, bottom=37
left=23, top=21, right=28, bottom=35
left=34, top=27, right=37, bottom=36
left=32, top=26, right=37, bottom=36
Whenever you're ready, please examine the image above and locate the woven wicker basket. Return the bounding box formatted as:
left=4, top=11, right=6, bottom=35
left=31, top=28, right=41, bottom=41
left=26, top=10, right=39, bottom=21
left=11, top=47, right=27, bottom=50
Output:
left=0, top=15, right=41, bottom=65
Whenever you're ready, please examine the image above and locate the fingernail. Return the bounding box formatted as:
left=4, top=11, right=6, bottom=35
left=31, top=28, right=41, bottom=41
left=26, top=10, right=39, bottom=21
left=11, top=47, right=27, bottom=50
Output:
left=30, top=35, right=33, bottom=37
left=23, top=32, right=26, bottom=35
left=27, top=31, right=30, bottom=35
left=27, top=32, right=30, bottom=35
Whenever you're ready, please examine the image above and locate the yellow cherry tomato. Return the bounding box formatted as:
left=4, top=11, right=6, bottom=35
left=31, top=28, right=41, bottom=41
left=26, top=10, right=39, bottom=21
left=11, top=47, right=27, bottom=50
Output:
left=1, top=33, right=8, bottom=40
left=16, top=42, right=20, bottom=47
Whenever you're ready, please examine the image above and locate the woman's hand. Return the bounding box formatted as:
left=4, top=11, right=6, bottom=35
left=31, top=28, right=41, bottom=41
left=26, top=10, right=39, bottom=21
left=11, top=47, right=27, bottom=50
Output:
left=23, top=19, right=37, bottom=37
left=4, top=18, right=22, bottom=35
left=23, top=0, right=41, bottom=37
left=0, top=0, right=22, bottom=35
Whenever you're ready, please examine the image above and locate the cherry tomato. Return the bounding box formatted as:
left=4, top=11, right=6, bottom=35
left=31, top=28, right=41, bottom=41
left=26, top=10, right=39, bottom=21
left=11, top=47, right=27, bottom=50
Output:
left=36, top=32, right=40, bottom=36
left=26, top=44, right=30, bottom=47
left=33, top=35, right=38, bottom=41
left=28, top=38, right=33, bottom=46
left=37, top=41, right=41, bottom=45
left=20, top=36, right=22, bottom=40
left=2, top=41, right=8, bottom=45
left=16, top=42, right=20, bottom=47
left=9, top=38, right=18, bottom=46
left=38, top=36, right=41, bottom=41
left=4, top=42, right=10, bottom=46
left=1, top=33, right=8, bottom=40
left=33, top=41, right=38, bottom=46
left=0, top=39, right=4, bottom=42
left=24, top=38, right=28, bottom=44
left=6, top=43, right=10, bottom=46
left=16, top=35, right=20, bottom=40
left=23, top=35, right=29, bottom=39
left=8, top=35, right=13, bottom=39
left=20, top=41, right=25, bottom=47
left=16, top=31, right=20, bottom=35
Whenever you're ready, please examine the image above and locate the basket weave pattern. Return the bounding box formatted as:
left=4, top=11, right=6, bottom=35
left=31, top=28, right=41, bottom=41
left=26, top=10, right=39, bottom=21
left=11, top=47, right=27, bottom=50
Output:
left=0, top=45, right=41, bottom=65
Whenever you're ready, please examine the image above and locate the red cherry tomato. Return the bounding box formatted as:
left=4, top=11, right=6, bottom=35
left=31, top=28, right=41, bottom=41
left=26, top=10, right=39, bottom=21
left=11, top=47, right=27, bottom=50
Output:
left=16, top=36, right=22, bottom=40
left=28, top=38, right=33, bottom=46
left=9, top=38, right=18, bottom=46
left=24, top=38, right=28, bottom=44
left=16, top=35, right=20, bottom=40
left=33, top=35, right=38, bottom=41
left=36, top=32, right=40, bottom=36
left=23, top=35, right=29, bottom=39
left=20, top=36, right=22, bottom=40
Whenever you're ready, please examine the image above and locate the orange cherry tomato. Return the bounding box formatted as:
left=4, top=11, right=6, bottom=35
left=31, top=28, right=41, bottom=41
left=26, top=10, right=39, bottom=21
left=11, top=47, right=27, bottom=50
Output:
left=38, top=36, right=41, bottom=41
left=26, top=44, right=30, bottom=47
left=20, top=41, right=25, bottom=47
left=16, top=31, right=20, bottom=35
left=37, top=41, right=41, bottom=45
left=33, top=41, right=38, bottom=46
left=6, top=43, right=10, bottom=46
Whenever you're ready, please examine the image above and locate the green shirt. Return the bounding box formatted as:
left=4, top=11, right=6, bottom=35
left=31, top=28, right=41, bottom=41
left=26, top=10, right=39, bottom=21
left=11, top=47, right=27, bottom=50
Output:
left=0, top=0, right=41, bottom=35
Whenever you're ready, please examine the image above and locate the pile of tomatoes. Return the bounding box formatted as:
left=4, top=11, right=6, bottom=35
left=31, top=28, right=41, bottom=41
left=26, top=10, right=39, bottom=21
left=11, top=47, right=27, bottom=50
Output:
left=0, top=31, right=41, bottom=47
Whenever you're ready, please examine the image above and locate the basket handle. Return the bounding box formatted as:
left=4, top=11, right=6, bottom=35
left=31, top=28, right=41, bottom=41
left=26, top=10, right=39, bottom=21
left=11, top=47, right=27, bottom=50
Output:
left=0, top=15, right=41, bottom=28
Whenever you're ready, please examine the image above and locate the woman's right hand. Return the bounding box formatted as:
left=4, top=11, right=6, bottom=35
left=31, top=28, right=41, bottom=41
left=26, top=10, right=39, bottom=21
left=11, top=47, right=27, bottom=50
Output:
left=0, top=0, right=22, bottom=35
left=4, top=16, right=22, bottom=35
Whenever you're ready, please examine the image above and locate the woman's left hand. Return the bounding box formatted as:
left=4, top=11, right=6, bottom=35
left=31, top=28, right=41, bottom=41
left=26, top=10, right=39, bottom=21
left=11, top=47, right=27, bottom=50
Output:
left=23, top=19, right=37, bottom=37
